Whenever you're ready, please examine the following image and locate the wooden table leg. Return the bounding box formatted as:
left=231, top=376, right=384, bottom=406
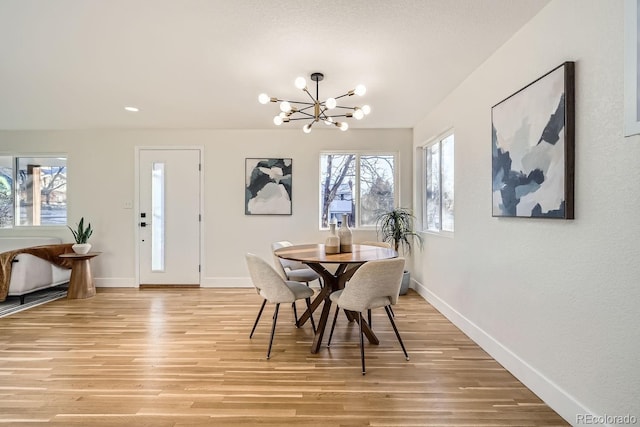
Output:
left=67, top=258, right=96, bottom=299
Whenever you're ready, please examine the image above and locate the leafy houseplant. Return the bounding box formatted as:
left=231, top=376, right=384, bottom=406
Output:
left=376, top=208, right=423, bottom=295
left=68, top=217, right=93, bottom=254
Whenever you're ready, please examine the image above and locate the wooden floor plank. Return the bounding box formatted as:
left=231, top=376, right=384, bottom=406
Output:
left=0, top=288, right=568, bottom=426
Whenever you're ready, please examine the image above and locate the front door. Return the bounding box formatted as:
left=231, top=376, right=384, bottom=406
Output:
left=138, top=148, right=201, bottom=286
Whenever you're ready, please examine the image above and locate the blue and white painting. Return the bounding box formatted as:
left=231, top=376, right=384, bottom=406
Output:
left=492, top=62, right=574, bottom=219
left=245, top=158, right=292, bottom=215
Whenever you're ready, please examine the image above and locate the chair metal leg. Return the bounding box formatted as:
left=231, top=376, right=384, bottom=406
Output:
left=305, top=297, right=316, bottom=333
left=385, top=305, right=409, bottom=360
left=327, top=304, right=340, bottom=347
left=388, top=305, right=395, bottom=317
left=292, top=301, right=298, bottom=325
left=368, top=309, right=372, bottom=328
left=359, top=311, right=366, bottom=375
left=250, top=299, right=267, bottom=338
left=267, top=303, right=280, bottom=359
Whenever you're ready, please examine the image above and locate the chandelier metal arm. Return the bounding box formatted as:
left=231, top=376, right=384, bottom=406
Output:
left=302, top=88, right=318, bottom=104
left=274, top=99, right=316, bottom=107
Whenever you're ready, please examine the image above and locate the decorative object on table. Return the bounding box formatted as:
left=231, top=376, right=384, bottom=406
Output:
left=492, top=61, right=575, bottom=219
left=258, top=72, right=370, bottom=133
left=245, top=158, right=292, bottom=215
left=376, top=208, right=423, bottom=295
left=624, top=0, right=640, bottom=136
left=68, top=217, right=93, bottom=254
left=338, top=213, right=353, bottom=253
left=324, top=220, right=340, bottom=254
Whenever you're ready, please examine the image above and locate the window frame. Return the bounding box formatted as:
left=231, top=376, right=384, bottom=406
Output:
left=0, top=153, right=68, bottom=229
left=319, top=150, right=399, bottom=230
left=421, top=130, right=454, bottom=236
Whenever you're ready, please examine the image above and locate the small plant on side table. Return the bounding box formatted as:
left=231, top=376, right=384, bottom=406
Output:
left=68, top=217, right=93, bottom=254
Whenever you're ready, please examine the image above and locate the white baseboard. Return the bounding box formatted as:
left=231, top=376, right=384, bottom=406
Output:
left=94, top=277, right=253, bottom=288
left=410, top=279, right=592, bottom=426
left=200, top=277, right=252, bottom=288
left=95, top=277, right=136, bottom=287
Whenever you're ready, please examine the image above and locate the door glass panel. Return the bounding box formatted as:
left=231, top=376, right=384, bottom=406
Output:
left=151, top=162, right=165, bottom=271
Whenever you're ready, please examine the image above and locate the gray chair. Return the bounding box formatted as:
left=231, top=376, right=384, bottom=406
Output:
left=271, top=241, right=323, bottom=288
left=327, top=257, right=409, bottom=374
left=246, top=253, right=316, bottom=359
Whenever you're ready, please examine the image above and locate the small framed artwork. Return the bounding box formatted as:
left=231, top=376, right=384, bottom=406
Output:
left=492, top=61, right=575, bottom=219
left=624, top=0, right=640, bottom=137
left=245, top=158, right=292, bottom=215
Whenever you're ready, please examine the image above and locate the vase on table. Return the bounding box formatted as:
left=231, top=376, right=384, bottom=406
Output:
left=72, top=243, right=91, bottom=254
left=338, top=213, right=352, bottom=253
left=325, top=222, right=340, bottom=254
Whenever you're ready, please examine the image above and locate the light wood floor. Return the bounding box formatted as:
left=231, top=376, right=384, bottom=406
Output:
left=0, top=288, right=568, bottom=426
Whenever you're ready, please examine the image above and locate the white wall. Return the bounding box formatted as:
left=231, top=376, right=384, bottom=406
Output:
left=412, top=0, right=639, bottom=424
left=0, top=128, right=412, bottom=286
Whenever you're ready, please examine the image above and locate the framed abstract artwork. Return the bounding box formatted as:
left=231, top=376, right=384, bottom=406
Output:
left=245, top=158, right=292, bottom=215
left=624, top=0, right=640, bottom=137
left=492, top=61, right=575, bottom=219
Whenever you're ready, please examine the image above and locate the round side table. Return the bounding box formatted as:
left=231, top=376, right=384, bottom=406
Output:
left=59, top=252, right=101, bottom=299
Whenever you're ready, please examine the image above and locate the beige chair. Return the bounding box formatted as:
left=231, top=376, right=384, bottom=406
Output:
left=246, top=253, right=316, bottom=359
left=327, top=257, right=409, bottom=374
left=271, top=241, right=323, bottom=288
left=360, top=241, right=394, bottom=324
left=361, top=240, right=392, bottom=249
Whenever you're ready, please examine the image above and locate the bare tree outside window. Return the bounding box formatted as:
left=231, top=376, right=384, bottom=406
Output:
left=320, top=153, right=396, bottom=228
left=0, top=156, right=67, bottom=227
left=360, top=155, right=395, bottom=226
left=320, top=154, right=354, bottom=228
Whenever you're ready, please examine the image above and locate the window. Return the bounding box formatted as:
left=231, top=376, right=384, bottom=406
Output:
left=424, top=133, right=454, bottom=232
left=0, top=156, right=67, bottom=228
left=320, top=152, right=396, bottom=228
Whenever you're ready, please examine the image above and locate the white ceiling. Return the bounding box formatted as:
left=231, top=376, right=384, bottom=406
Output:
left=0, top=0, right=550, bottom=131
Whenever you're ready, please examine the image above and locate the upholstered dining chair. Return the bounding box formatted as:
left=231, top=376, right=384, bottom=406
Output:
left=360, top=241, right=395, bottom=325
left=327, top=257, right=409, bottom=374
left=271, top=241, right=323, bottom=288
left=245, top=253, right=316, bottom=359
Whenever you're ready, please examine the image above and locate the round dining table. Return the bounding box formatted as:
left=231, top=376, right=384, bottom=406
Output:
left=274, top=243, right=398, bottom=354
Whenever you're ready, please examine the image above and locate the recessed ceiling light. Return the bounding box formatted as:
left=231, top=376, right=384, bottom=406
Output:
left=124, top=106, right=140, bottom=112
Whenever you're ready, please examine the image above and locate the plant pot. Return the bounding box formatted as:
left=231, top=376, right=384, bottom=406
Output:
left=399, top=270, right=410, bottom=295
left=72, top=243, right=92, bottom=254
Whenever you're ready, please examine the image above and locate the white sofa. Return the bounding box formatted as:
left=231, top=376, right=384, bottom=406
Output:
left=0, top=237, right=71, bottom=304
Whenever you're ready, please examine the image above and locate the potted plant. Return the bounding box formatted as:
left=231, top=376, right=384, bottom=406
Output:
left=68, top=217, right=93, bottom=254
left=376, top=208, right=423, bottom=295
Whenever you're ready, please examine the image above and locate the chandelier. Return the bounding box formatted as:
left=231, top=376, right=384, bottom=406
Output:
left=258, top=72, right=370, bottom=133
